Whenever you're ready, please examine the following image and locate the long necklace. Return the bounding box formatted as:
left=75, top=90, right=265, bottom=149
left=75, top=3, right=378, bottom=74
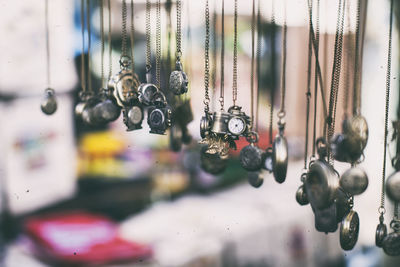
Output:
left=40, top=0, right=57, bottom=115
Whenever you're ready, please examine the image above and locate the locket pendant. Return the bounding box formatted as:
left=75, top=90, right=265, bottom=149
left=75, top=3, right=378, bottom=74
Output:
left=272, top=133, right=288, bottom=183
left=339, top=210, right=360, bottom=251
left=386, top=171, right=400, bottom=202
left=248, top=171, right=264, bottom=188
left=169, top=60, right=189, bottom=95
left=41, top=88, right=57, bottom=115
left=376, top=223, right=388, bottom=248
left=340, top=166, right=368, bottom=196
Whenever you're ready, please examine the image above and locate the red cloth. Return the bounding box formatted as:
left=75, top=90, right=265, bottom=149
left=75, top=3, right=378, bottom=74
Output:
left=24, top=211, right=152, bottom=266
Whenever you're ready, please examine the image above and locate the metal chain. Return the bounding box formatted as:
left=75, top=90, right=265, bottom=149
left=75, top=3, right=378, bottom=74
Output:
left=343, top=0, right=352, bottom=117
left=250, top=0, right=255, bottom=131
left=80, top=0, right=86, bottom=93
left=176, top=0, right=182, bottom=59
left=100, top=0, right=105, bottom=88
left=380, top=0, right=394, bottom=215
left=156, top=0, right=161, bottom=88
left=107, top=0, right=112, bottom=81
left=211, top=0, right=217, bottom=105
left=304, top=0, right=313, bottom=169
left=203, top=0, right=210, bottom=113
left=86, top=0, right=92, bottom=93
left=130, top=0, right=135, bottom=72
left=232, top=0, right=238, bottom=106
left=219, top=0, right=225, bottom=111
left=327, top=0, right=346, bottom=163
left=44, top=0, right=51, bottom=88
left=255, top=0, right=261, bottom=132
left=278, top=0, right=287, bottom=122
left=121, top=0, right=129, bottom=60
left=312, top=0, right=320, bottom=157
left=146, top=0, right=152, bottom=72
left=269, top=0, right=276, bottom=145
left=352, top=0, right=361, bottom=116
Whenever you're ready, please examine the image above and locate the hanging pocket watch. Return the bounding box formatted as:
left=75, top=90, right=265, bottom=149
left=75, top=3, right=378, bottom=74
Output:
left=248, top=171, right=264, bottom=188
left=169, top=60, right=189, bottom=95
left=305, top=159, right=340, bottom=210
left=227, top=105, right=251, bottom=138
left=385, top=171, right=400, bottom=202
left=340, top=167, right=368, bottom=196
left=339, top=210, right=360, bottom=251
left=122, top=104, right=143, bottom=131
left=109, top=67, right=141, bottom=107
left=313, top=203, right=338, bottom=233
left=382, top=220, right=400, bottom=256
left=296, top=185, right=309, bottom=206
left=92, top=88, right=121, bottom=123
left=272, top=133, right=288, bottom=183
left=138, top=82, right=159, bottom=106
left=41, top=88, right=57, bottom=115
left=200, top=145, right=228, bottom=175
left=200, top=113, right=212, bottom=139
left=239, top=133, right=264, bottom=171
left=376, top=215, right=388, bottom=248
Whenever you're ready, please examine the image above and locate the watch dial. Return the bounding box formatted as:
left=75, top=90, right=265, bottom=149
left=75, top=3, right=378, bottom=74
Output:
left=150, top=109, right=165, bottom=127
left=228, top=117, right=245, bottom=135
left=128, top=106, right=143, bottom=124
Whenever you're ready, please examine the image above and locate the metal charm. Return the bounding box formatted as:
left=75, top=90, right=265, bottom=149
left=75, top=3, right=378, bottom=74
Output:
left=272, top=134, right=288, bottom=183
left=340, top=167, right=369, bottom=196
left=211, top=111, right=230, bottom=135
left=314, top=203, right=338, bottom=233
left=138, top=83, right=159, bottom=106
left=240, top=133, right=263, bottom=172
left=296, top=185, right=309, bottom=206
left=169, top=61, right=189, bottom=95
left=93, top=88, right=121, bottom=123
left=122, top=105, right=143, bottom=131
left=305, top=160, right=340, bottom=210
left=376, top=222, right=388, bottom=248
left=200, top=114, right=212, bottom=139
left=248, top=171, right=264, bottom=188
left=109, top=70, right=140, bottom=107
left=200, top=145, right=228, bottom=175
left=386, top=171, right=400, bottom=202
left=41, top=88, right=57, bottom=115
left=343, top=115, right=369, bottom=153
left=148, top=106, right=172, bottom=135
left=382, top=232, right=400, bottom=256
left=340, top=210, right=360, bottom=251
left=227, top=105, right=251, bottom=137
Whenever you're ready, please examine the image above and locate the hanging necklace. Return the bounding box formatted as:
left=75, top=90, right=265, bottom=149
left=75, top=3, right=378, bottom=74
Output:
left=239, top=0, right=264, bottom=175
left=270, top=0, right=288, bottom=184
left=169, top=0, right=189, bottom=95
left=40, top=0, right=57, bottom=115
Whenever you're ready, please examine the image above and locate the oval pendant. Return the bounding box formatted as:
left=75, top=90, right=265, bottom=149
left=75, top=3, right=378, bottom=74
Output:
left=272, top=135, right=288, bottom=183
left=295, top=185, right=309, bottom=206
left=248, top=171, right=264, bottom=188
left=340, top=210, right=360, bottom=251
left=386, top=171, right=400, bottom=202
left=382, top=232, right=400, bottom=256
left=239, top=144, right=264, bottom=171
left=375, top=223, right=387, bottom=248
left=340, top=167, right=368, bottom=195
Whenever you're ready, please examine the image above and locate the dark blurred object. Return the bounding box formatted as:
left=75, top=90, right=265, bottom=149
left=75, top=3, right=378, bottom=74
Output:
left=23, top=211, right=152, bottom=266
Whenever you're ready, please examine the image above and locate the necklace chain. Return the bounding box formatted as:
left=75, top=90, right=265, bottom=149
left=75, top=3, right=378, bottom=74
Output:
left=312, top=0, right=320, bottom=157
left=156, top=0, right=161, bottom=88
left=269, top=0, right=276, bottom=145
left=80, top=0, right=86, bottom=93
left=107, top=0, right=112, bottom=81
left=203, top=0, right=210, bottom=113
left=250, top=0, right=256, bottom=130
left=100, top=0, right=105, bottom=88
left=255, top=0, right=261, bottom=132
left=121, top=0, right=128, bottom=60
left=146, top=0, right=151, bottom=72
left=176, top=0, right=182, bottom=59
left=86, top=0, right=92, bottom=93
left=130, top=0, right=135, bottom=72
left=278, top=0, right=287, bottom=121
left=219, top=0, right=225, bottom=111
left=380, top=0, right=394, bottom=216
left=44, top=0, right=51, bottom=88
left=352, top=0, right=361, bottom=115
left=232, top=0, right=238, bottom=106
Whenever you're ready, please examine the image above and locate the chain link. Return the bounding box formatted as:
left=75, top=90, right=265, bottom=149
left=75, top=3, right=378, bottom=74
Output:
left=380, top=0, right=394, bottom=214
left=80, top=0, right=86, bottom=93
left=44, top=0, right=51, bottom=88
left=121, top=0, right=128, bottom=59
left=278, top=0, right=287, bottom=122
left=352, top=0, right=361, bottom=116
left=156, top=0, right=161, bottom=88
left=176, top=0, right=182, bottom=59
left=219, top=0, right=225, bottom=111
left=107, top=0, right=112, bottom=81
left=269, top=0, right=276, bottom=145
left=232, top=0, right=238, bottom=106
left=146, top=0, right=152, bottom=72
left=312, top=0, right=320, bottom=157
left=255, top=0, right=261, bottom=132
left=327, top=0, right=346, bottom=163
left=130, top=0, right=135, bottom=72
left=250, top=0, right=255, bottom=131
left=100, top=0, right=105, bottom=88
left=203, top=0, right=210, bottom=113
left=86, top=0, right=92, bottom=93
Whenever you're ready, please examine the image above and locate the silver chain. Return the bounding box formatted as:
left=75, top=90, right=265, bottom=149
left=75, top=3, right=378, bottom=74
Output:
left=121, top=0, right=129, bottom=60
left=146, top=0, right=152, bottom=72
left=107, top=0, right=112, bottom=81
left=44, top=0, right=51, bottom=88
left=156, top=0, right=161, bottom=88
left=203, top=0, right=210, bottom=113
left=130, top=0, right=135, bottom=72
left=278, top=0, right=287, bottom=123
left=86, top=0, right=92, bottom=93
left=100, top=0, right=105, bottom=88
left=219, top=0, right=225, bottom=111
left=176, top=0, right=182, bottom=59
left=232, top=0, right=238, bottom=106
left=250, top=0, right=255, bottom=130
left=80, top=0, right=86, bottom=93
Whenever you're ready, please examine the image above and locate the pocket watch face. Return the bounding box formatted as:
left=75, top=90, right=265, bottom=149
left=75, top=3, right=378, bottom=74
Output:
left=272, top=135, right=288, bottom=183
left=128, top=105, right=143, bottom=125
left=340, top=167, right=369, bottom=196
left=248, top=171, right=264, bottom=188
left=139, top=83, right=158, bottom=106
left=386, top=171, right=400, bottom=202
left=239, top=145, right=263, bottom=171
left=305, top=160, right=339, bottom=210
left=228, top=116, right=246, bottom=135
left=149, top=109, right=165, bottom=128
left=295, top=185, right=309, bottom=206
left=375, top=223, right=387, bottom=248
left=340, top=210, right=360, bottom=251
left=115, top=72, right=140, bottom=105
left=383, top=232, right=400, bottom=256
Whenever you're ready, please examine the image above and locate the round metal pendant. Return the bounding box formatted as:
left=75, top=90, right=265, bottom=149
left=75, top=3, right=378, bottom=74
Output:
left=375, top=223, right=387, bottom=248
left=127, top=105, right=143, bottom=125
left=170, top=124, right=183, bottom=152
left=113, top=71, right=140, bottom=106
left=314, top=203, right=338, bottom=233
left=138, top=83, right=159, bottom=106
left=200, top=146, right=228, bottom=175
left=248, top=171, right=264, bottom=188
left=340, top=167, right=368, bottom=196
left=305, top=160, right=339, bottom=210
left=295, top=185, right=309, bottom=206
left=41, top=88, right=57, bottom=115
left=169, top=70, right=188, bottom=95
left=93, top=98, right=121, bottom=123
left=340, top=210, right=360, bottom=251
left=272, top=135, right=288, bottom=183
left=239, top=145, right=264, bottom=171
left=382, top=232, right=400, bottom=256
left=343, top=115, right=369, bottom=152
left=330, top=134, right=350, bottom=162
left=386, top=171, right=400, bottom=202
left=149, top=108, right=165, bottom=129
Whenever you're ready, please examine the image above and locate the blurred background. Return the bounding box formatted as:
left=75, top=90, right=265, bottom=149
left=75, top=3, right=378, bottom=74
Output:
left=0, top=0, right=400, bottom=266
